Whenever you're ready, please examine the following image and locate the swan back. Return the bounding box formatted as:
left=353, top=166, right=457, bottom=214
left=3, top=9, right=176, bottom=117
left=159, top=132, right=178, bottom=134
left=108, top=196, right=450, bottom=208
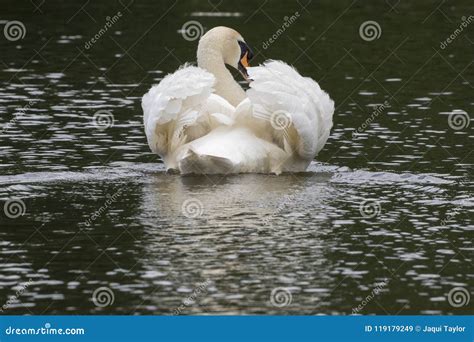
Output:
left=246, top=60, right=334, bottom=161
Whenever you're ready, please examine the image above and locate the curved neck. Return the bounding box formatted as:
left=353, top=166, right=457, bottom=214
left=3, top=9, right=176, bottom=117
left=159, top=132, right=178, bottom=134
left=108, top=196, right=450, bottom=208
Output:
left=197, top=48, right=246, bottom=107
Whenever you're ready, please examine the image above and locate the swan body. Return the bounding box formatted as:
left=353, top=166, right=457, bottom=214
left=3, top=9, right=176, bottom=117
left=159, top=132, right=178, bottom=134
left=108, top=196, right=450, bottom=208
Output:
left=142, top=26, right=334, bottom=174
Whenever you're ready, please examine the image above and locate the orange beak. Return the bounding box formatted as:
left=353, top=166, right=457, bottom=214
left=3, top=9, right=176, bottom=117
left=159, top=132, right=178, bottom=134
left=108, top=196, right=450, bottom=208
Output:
left=238, top=52, right=250, bottom=81
left=240, top=52, right=250, bottom=68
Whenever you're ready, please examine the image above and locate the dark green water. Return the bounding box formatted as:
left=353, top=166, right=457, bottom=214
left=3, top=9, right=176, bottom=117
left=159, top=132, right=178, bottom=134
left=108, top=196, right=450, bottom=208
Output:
left=0, top=0, right=472, bottom=315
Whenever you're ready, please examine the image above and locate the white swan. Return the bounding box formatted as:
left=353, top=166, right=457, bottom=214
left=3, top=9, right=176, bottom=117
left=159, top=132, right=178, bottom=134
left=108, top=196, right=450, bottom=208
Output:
left=142, top=26, right=334, bottom=174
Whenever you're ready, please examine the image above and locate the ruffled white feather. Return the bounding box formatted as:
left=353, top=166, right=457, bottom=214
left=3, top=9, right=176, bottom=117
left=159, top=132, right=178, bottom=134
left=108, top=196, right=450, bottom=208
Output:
left=142, top=61, right=334, bottom=174
left=247, top=60, right=334, bottom=160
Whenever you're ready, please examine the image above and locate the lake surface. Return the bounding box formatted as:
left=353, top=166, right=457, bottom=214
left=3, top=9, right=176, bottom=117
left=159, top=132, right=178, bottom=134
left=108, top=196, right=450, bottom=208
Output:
left=0, top=0, right=472, bottom=315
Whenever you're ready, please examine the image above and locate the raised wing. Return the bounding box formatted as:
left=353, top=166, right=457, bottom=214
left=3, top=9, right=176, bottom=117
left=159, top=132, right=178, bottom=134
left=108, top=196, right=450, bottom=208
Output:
left=142, top=65, right=236, bottom=168
left=246, top=60, right=334, bottom=161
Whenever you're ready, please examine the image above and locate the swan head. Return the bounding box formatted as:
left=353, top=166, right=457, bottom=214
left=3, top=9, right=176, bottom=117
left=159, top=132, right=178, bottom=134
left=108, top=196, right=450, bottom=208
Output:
left=197, top=26, right=254, bottom=80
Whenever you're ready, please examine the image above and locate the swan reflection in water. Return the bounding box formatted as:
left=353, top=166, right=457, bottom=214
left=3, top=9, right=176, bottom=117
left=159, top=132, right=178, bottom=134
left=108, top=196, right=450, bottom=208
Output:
left=135, top=171, right=340, bottom=313
left=140, top=171, right=339, bottom=229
